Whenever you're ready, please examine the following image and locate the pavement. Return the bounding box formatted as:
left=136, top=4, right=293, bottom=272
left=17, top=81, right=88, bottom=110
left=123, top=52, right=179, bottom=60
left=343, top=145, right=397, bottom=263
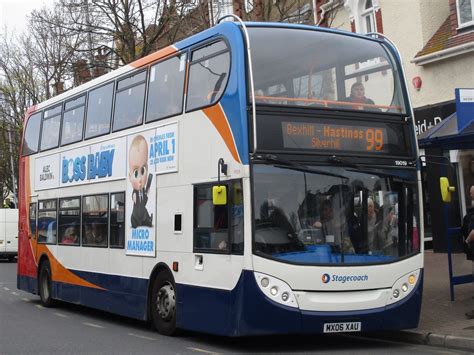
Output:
left=368, top=249, right=474, bottom=352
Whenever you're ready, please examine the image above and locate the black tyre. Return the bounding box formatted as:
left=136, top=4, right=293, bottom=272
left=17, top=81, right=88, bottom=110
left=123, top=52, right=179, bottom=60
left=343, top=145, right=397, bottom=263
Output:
left=151, top=272, right=177, bottom=336
left=38, top=260, right=54, bottom=307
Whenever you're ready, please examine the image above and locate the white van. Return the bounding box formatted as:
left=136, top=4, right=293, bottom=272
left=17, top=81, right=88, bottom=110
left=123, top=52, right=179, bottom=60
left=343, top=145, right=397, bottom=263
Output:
left=0, top=209, right=18, bottom=261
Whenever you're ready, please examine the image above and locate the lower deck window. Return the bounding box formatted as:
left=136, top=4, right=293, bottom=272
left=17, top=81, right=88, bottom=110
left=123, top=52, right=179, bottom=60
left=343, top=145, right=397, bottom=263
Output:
left=110, top=192, right=125, bottom=248
left=194, top=180, right=244, bottom=254
left=58, top=197, right=80, bottom=245
left=38, top=199, right=57, bottom=244
left=82, top=195, right=108, bottom=247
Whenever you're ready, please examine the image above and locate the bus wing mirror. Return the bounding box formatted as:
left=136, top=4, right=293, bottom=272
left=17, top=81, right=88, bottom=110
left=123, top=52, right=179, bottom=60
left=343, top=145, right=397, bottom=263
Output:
left=212, top=185, right=227, bottom=205
left=440, top=177, right=455, bottom=203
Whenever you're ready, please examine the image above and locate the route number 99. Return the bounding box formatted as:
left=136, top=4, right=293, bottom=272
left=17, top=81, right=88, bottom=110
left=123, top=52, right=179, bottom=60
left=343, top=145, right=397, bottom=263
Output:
left=366, top=129, right=383, bottom=151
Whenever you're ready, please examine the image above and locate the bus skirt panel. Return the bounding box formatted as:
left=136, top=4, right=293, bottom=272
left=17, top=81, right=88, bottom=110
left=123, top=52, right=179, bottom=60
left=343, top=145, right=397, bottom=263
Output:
left=176, top=269, right=423, bottom=336
left=18, top=269, right=423, bottom=336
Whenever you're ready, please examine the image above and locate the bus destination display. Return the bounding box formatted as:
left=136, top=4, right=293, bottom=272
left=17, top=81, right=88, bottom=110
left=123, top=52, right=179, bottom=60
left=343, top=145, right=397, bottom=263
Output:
left=282, top=121, right=388, bottom=153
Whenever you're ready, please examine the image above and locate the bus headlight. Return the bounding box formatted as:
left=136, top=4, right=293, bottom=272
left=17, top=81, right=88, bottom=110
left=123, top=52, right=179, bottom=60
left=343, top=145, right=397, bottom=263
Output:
left=387, top=269, right=420, bottom=305
left=254, top=272, right=299, bottom=309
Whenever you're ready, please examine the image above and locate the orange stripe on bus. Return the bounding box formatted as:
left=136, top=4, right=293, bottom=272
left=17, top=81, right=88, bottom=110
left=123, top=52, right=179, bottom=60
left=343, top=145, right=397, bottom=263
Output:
left=203, top=104, right=241, bottom=164
left=130, top=46, right=177, bottom=68
left=37, top=245, right=104, bottom=290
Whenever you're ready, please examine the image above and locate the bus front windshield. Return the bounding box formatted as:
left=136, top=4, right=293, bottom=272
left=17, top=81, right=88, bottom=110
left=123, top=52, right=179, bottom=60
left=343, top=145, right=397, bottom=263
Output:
left=248, top=27, right=407, bottom=114
left=252, top=164, right=420, bottom=265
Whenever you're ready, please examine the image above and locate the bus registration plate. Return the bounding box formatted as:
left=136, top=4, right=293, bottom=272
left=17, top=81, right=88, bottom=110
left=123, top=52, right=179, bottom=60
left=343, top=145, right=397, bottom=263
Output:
left=323, top=322, right=361, bottom=333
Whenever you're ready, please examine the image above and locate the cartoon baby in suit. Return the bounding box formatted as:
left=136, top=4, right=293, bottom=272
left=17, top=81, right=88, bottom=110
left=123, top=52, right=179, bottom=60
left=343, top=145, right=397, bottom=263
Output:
left=129, top=135, right=153, bottom=228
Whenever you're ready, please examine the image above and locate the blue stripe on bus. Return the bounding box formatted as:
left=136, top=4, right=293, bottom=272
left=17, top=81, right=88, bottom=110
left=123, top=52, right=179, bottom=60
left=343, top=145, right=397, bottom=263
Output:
left=18, top=269, right=422, bottom=335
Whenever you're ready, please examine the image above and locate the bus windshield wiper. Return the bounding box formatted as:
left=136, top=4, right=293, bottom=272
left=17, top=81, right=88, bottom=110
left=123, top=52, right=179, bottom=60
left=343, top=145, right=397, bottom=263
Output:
left=327, top=155, right=361, bottom=169
left=253, top=154, right=348, bottom=179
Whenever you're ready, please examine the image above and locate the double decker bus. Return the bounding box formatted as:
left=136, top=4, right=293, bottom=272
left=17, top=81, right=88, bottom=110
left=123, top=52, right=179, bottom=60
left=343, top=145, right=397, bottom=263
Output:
left=17, top=19, right=423, bottom=336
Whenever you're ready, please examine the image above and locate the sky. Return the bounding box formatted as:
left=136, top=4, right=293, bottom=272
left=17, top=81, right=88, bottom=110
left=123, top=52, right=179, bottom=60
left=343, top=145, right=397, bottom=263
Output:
left=0, top=0, right=55, bottom=35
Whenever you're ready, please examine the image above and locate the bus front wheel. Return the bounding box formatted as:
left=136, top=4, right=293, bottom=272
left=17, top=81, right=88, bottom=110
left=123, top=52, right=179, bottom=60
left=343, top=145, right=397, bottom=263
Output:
left=151, top=272, right=177, bottom=335
left=38, top=260, right=54, bottom=307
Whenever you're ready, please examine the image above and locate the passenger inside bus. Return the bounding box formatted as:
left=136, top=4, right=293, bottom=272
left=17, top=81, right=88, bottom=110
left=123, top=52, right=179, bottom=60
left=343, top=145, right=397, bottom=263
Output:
left=83, top=223, right=106, bottom=246
left=320, top=199, right=355, bottom=254
left=62, top=226, right=78, bottom=244
left=346, top=82, right=377, bottom=110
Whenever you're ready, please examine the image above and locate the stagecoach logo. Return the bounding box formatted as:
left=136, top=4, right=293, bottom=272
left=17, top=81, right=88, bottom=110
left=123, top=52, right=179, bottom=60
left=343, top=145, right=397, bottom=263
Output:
left=322, top=274, right=369, bottom=284
left=62, top=148, right=115, bottom=183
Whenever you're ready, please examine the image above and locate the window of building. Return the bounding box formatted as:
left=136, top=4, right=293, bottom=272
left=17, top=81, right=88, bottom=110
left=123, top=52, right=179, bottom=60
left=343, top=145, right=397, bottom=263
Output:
left=38, top=199, right=57, bottom=244
left=85, top=82, right=114, bottom=139
left=360, top=0, right=376, bottom=33
left=82, top=194, right=108, bottom=247
left=110, top=192, right=125, bottom=248
left=22, top=112, right=42, bottom=156
left=40, top=104, right=62, bottom=151
left=29, top=202, right=37, bottom=239
left=61, top=95, right=86, bottom=146
left=58, top=197, right=81, bottom=245
left=458, top=0, right=474, bottom=27
left=113, top=70, right=147, bottom=131
left=146, top=54, right=186, bottom=123
left=245, top=0, right=254, bottom=13
left=186, top=41, right=230, bottom=112
left=194, top=180, right=244, bottom=254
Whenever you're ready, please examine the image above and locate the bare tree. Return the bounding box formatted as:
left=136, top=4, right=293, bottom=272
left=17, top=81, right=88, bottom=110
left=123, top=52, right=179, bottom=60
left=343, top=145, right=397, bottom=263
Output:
left=55, top=0, right=196, bottom=67
left=28, top=4, right=86, bottom=98
left=0, top=31, right=45, bottom=205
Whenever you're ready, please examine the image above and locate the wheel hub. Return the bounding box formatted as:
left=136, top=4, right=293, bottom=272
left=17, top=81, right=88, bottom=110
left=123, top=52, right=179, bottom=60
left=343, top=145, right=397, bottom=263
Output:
left=156, top=283, right=175, bottom=320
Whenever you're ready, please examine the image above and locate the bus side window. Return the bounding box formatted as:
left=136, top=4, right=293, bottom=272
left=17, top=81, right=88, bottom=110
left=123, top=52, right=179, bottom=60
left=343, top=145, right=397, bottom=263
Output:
left=146, top=53, right=186, bottom=123
left=38, top=199, right=57, bottom=245
left=61, top=95, right=86, bottom=146
left=22, top=112, right=42, bottom=156
left=85, top=82, right=114, bottom=139
left=40, top=104, right=62, bottom=151
left=110, top=192, right=125, bottom=248
left=29, top=202, right=37, bottom=239
left=113, top=70, right=147, bottom=132
left=82, top=194, right=109, bottom=247
left=194, top=184, right=230, bottom=253
left=193, top=180, right=244, bottom=254
left=58, top=197, right=80, bottom=246
left=186, top=40, right=230, bottom=112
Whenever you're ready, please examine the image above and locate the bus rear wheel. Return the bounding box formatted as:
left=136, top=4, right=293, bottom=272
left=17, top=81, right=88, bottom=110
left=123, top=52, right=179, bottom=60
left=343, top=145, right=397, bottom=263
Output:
left=38, top=260, right=54, bottom=307
left=151, top=272, right=177, bottom=335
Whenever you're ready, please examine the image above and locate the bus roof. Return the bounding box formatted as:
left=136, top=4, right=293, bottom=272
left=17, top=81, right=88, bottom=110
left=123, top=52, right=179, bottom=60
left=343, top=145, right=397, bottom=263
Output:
left=26, top=20, right=390, bottom=117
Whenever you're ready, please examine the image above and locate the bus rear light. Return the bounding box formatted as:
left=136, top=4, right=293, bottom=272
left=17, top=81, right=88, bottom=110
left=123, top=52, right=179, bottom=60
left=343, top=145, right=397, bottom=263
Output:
left=254, top=272, right=298, bottom=309
left=172, top=262, right=179, bottom=272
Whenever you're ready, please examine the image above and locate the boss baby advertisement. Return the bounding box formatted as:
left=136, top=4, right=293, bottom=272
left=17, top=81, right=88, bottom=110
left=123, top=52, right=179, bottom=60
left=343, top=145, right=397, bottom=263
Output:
left=126, top=130, right=156, bottom=256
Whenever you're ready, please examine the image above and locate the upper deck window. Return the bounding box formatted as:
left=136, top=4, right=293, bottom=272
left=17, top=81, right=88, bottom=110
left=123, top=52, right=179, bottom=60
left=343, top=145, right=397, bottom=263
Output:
left=248, top=27, right=407, bottom=114
left=40, top=104, right=62, bottom=151
left=113, top=70, right=147, bottom=131
left=146, top=54, right=186, bottom=123
left=22, top=112, right=42, bottom=155
left=85, top=82, right=114, bottom=139
left=61, top=95, right=86, bottom=146
left=186, top=40, right=230, bottom=112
